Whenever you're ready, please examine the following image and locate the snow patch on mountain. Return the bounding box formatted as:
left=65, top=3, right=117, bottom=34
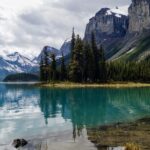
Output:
left=106, top=7, right=128, bottom=17
left=0, top=52, right=39, bottom=81
left=111, top=7, right=128, bottom=16
left=6, top=52, right=38, bottom=67
left=0, top=39, right=71, bottom=80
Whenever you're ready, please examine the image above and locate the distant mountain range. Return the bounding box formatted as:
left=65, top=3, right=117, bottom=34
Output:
left=0, top=40, right=71, bottom=80
left=0, top=52, right=38, bottom=81
left=0, top=0, right=150, bottom=80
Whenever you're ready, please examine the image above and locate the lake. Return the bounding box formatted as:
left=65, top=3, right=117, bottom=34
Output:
left=0, top=83, right=150, bottom=148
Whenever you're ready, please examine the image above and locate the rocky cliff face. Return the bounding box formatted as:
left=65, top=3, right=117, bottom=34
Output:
left=110, top=0, right=150, bottom=61
left=84, top=7, right=129, bottom=46
left=128, top=0, right=150, bottom=33
left=84, top=0, right=150, bottom=61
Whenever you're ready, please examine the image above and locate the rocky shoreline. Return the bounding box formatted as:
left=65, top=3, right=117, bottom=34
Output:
left=0, top=129, right=96, bottom=150
left=1, top=117, right=150, bottom=150
left=87, top=117, right=150, bottom=150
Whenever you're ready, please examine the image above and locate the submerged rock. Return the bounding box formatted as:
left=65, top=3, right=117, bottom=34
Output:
left=12, top=139, right=28, bottom=148
left=87, top=117, right=150, bottom=150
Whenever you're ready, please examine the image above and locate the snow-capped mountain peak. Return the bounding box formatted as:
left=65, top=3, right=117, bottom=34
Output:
left=6, top=52, right=25, bottom=62
left=0, top=40, right=71, bottom=81
left=6, top=52, right=37, bottom=67
left=110, top=7, right=128, bottom=16
left=106, top=7, right=128, bottom=17
left=0, top=52, right=39, bottom=80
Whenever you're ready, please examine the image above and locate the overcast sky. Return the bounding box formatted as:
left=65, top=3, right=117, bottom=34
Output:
left=0, top=0, right=131, bottom=58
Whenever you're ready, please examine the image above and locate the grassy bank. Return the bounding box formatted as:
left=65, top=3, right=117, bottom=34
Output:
left=37, top=82, right=150, bottom=88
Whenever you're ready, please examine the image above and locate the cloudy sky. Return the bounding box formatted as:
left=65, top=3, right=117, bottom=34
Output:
left=0, top=0, right=131, bottom=58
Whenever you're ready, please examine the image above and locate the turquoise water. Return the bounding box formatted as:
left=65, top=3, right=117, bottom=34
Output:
left=0, top=83, right=150, bottom=144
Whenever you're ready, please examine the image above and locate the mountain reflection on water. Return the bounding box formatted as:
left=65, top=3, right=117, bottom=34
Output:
left=0, top=83, right=150, bottom=146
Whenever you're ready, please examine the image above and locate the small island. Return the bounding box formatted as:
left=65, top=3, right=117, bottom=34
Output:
left=39, top=30, right=150, bottom=88
left=38, top=82, right=150, bottom=88
left=3, top=73, right=39, bottom=82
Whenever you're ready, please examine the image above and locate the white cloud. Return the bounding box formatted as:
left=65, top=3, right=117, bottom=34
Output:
left=0, top=0, right=131, bottom=58
left=0, top=0, right=43, bottom=12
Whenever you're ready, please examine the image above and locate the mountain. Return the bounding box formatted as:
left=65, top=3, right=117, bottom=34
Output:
left=84, top=0, right=150, bottom=61
left=111, top=0, right=150, bottom=61
left=34, top=41, right=71, bottom=64
left=0, top=52, right=39, bottom=81
left=60, top=40, right=71, bottom=56
left=84, top=7, right=129, bottom=57
left=57, top=40, right=71, bottom=65
left=85, top=7, right=128, bottom=40
left=33, top=46, right=61, bottom=63
left=128, top=0, right=150, bottom=33
left=0, top=45, right=68, bottom=80
left=1, top=0, right=150, bottom=81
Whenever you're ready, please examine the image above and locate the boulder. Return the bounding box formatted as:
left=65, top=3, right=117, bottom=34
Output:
left=12, top=139, right=28, bottom=148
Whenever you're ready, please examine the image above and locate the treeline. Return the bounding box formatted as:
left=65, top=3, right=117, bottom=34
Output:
left=4, top=73, right=39, bottom=82
left=107, top=61, right=150, bottom=82
left=40, top=30, right=150, bottom=83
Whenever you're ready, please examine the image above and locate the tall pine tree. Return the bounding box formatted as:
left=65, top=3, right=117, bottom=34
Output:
left=43, top=48, right=50, bottom=82
left=50, top=54, right=57, bottom=81
left=40, top=58, right=45, bottom=82
left=91, top=32, right=100, bottom=82
left=60, top=52, right=67, bottom=81
left=69, top=35, right=83, bottom=82
left=99, top=45, right=107, bottom=82
left=83, top=42, right=94, bottom=82
left=71, top=27, right=75, bottom=59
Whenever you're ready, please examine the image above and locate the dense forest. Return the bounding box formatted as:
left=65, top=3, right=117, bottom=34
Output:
left=40, top=30, right=150, bottom=83
left=3, top=73, right=39, bottom=82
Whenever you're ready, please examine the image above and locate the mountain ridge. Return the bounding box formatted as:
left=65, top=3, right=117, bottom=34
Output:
left=0, top=0, right=150, bottom=80
left=84, top=7, right=129, bottom=58
left=0, top=52, right=39, bottom=81
left=84, top=0, right=150, bottom=61
left=0, top=40, right=71, bottom=80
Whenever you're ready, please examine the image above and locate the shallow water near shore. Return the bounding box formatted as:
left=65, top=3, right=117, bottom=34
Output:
left=0, top=83, right=150, bottom=149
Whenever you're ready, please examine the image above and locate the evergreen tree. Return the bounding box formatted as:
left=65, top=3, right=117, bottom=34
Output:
left=69, top=60, right=80, bottom=82
left=83, top=42, right=94, bottom=82
left=60, top=52, right=67, bottom=81
left=71, top=27, right=75, bottom=59
left=107, top=60, right=150, bottom=82
left=43, top=48, right=50, bottom=82
left=99, top=45, right=107, bottom=82
left=69, top=35, right=83, bottom=82
left=91, top=32, right=100, bottom=81
left=50, top=54, right=57, bottom=81
left=44, top=47, right=49, bottom=66
left=39, top=31, right=150, bottom=84
left=40, top=58, right=45, bottom=81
